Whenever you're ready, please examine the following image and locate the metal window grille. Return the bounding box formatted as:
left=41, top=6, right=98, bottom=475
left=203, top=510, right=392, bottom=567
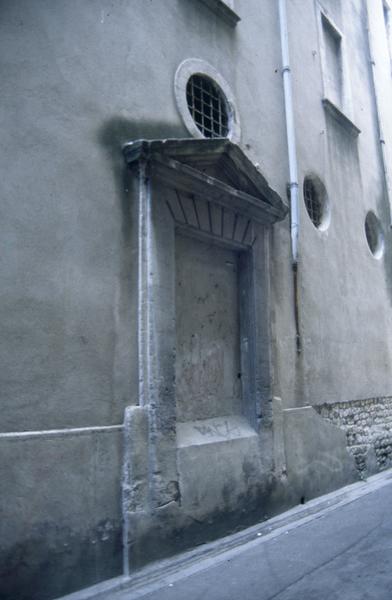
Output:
left=186, top=74, right=229, bottom=138
left=365, top=216, right=378, bottom=254
left=303, top=178, right=323, bottom=228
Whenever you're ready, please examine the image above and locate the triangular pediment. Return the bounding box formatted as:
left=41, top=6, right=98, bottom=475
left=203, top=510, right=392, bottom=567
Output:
left=123, top=138, right=288, bottom=225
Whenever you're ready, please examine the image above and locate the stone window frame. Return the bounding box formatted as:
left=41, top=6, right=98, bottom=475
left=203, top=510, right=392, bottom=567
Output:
left=316, top=4, right=359, bottom=136
left=175, top=58, right=241, bottom=144
left=364, top=210, right=385, bottom=260
left=383, top=0, right=392, bottom=73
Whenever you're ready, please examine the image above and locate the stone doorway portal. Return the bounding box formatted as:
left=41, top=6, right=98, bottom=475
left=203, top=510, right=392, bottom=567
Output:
left=122, top=138, right=288, bottom=568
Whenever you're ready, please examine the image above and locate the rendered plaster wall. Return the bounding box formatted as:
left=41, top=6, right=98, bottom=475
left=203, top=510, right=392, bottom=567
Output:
left=1, top=0, right=391, bottom=598
left=0, top=2, right=292, bottom=589
left=0, top=0, right=289, bottom=426
left=4, top=0, right=390, bottom=436
left=272, top=0, right=392, bottom=409
left=282, top=406, right=358, bottom=505
left=0, top=428, right=123, bottom=600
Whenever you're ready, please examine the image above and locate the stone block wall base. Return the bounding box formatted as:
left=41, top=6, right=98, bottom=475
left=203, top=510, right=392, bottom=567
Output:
left=315, top=397, right=392, bottom=478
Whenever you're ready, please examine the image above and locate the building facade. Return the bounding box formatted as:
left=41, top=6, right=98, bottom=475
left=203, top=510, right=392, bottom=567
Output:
left=1, top=0, right=392, bottom=598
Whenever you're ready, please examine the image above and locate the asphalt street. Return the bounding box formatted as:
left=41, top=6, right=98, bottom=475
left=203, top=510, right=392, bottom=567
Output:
left=110, top=476, right=392, bottom=600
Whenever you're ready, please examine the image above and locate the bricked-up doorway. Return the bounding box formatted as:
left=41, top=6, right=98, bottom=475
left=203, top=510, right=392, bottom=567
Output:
left=122, top=138, right=288, bottom=569
left=175, top=234, right=242, bottom=423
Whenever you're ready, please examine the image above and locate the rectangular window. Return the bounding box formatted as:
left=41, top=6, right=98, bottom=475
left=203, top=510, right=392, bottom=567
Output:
left=383, top=1, right=392, bottom=71
left=199, top=0, right=240, bottom=26
left=318, top=7, right=356, bottom=131
left=321, top=13, right=343, bottom=107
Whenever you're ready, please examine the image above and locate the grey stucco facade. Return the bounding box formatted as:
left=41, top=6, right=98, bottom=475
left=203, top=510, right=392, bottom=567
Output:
left=1, top=1, right=392, bottom=598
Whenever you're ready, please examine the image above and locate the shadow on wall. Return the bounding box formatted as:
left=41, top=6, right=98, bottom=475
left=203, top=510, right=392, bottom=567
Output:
left=0, top=520, right=122, bottom=600
left=97, top=117, right=189, bottom=240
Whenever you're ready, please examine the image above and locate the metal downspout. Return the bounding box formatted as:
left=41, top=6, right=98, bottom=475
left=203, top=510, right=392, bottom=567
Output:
left=365, top=0, right=392, bottom=227
left=278, top=0, right=301, bottom=352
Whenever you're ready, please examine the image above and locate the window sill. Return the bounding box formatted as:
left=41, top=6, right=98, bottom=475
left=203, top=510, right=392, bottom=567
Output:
left=200, top=0, right=240, bottom=26
left=322, top=98, right=361, bottom=137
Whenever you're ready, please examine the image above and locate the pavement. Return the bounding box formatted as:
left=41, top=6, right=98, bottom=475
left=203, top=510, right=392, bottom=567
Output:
left=61, top=470, right=392, bottom=600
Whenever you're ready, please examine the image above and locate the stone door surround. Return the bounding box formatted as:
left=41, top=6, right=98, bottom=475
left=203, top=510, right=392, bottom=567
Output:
left=121, top=138, right=287, bottom=567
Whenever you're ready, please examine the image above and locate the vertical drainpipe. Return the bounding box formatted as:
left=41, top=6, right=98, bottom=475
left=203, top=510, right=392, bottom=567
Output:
left=278, top=0, right=302, bottom=353
left=365, top=0, right=392, bottom=227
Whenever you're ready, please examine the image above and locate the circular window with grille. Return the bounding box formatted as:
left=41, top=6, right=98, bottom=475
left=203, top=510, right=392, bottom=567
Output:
left=365, top=211, right=384, bottom=259
left=303, top=175, right=330, bottom=231
left=175, top=59, right=241, bottom=143
left=186, top=74, right=229, bottom=138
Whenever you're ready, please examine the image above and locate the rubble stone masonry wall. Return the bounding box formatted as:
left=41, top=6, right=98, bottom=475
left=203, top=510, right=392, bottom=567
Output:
left=314, top=397, right=392, bottom=478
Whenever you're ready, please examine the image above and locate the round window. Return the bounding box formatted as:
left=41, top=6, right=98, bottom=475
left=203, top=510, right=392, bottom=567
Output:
left=186, top=74, right=229, bottom=139
left=365, top=211, right=384, bottom=259
left=303, top=176, right=330, bottom=231
left=174, top=59, right=241, bottom=143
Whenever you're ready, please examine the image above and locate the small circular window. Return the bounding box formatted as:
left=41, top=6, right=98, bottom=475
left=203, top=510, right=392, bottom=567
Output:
left=365, top=211, right=384, bottom=259
left=175, top=59, right=241, bottom=143
left=186, top=74, right=229, bottom=139
left=303, top=176, right=330, bottom=231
